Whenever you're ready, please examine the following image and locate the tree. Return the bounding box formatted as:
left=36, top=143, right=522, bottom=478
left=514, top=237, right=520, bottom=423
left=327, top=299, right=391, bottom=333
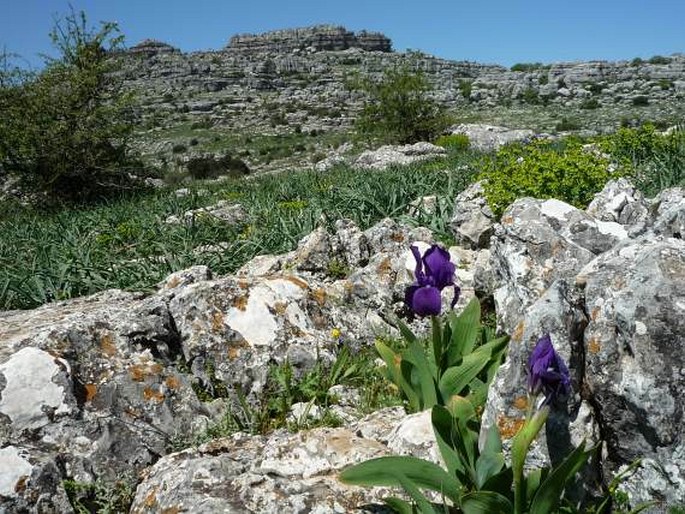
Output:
left=352, top=66, right=449, bottom=145
left=0, top=9, right=138, bottom=202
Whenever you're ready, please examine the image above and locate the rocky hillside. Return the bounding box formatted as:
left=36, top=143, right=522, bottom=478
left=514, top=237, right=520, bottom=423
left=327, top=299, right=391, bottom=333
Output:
left=117, top=25, right=685, bottom=174
left=119, top=25, right=685, bottom=127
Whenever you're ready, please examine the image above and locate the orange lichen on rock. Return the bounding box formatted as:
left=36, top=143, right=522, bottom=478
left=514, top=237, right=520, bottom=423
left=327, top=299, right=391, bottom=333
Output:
left=100, top=333, right=117, bottom=357
left=587, top=337, right=601, bottom=354
left=129, top=362, right=163, bottom=382
left=84, top=383, right=98, bottom=402
left=512, top=321, right=525, bottom=343
left=497, top=415, right=525, bottom=440
left=513, top=396, right=528, bottom=411
left=311, top=288, right=327, bottom=307
left=591, top=306, right=601, bottom=321
left=143, top=487, right=158, bottom=508
left=165, top=375, right=181, bottom=390
left=376, top=257, right=392, bottom=275
left=283, top=275, right=309, bottom=289
left=143, top=386, right=165, bottom=404
left=232, top=295, right=249, bottom=311
left=272, top=301, right=288, bottom=315
left=211, top=311, right=225, bottom=332
left=390, top=232, right=405, bottom=242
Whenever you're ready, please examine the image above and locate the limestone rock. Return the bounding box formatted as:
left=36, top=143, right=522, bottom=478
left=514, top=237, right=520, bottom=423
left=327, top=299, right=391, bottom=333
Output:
left=449, top=124, right=534, bottom=151
left=354, top=143, right=446, bottom=170
left=581, top=237, right=685, bottom=505
left=449, top=181, right=496, bottom=249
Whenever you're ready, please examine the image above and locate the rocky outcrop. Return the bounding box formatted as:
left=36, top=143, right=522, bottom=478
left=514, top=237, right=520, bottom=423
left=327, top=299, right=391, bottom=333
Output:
left=127, top=39, right=180, bottom=56
left=354, top=142, right=447, bottom=170
left=481, top=180, right=685, bottom=510
left=449, top=123, right=535, bottom=151
left=2, top=179, right=685, bottom=511
left=227, top=25, right=392, bottom=53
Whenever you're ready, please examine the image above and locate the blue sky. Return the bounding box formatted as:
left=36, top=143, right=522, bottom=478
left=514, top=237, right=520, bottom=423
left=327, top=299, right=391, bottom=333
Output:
left=2, top=0, right=683, bottom=68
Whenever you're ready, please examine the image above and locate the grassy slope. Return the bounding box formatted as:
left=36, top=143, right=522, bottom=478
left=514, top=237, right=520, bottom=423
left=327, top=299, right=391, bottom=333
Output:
left=0, top=150, right=479, bottom=310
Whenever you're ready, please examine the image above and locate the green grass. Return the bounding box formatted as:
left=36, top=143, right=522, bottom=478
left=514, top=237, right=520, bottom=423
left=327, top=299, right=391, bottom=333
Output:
left=169, top=343, right=404, bottom=450
left=0, top=150, right=478, bottom=310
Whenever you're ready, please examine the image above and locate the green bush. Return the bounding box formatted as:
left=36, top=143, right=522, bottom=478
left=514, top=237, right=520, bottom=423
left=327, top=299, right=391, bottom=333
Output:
left=0, top=10, right=138, bottom=202
left=435, top=133, right=470, bottom=151
left=520, top=87, right=541, bottom=105
left=632, top=95, right=650, bottom=106
left=630, top=57, right=644, bottom=66
left=186, top=154, right=250, bottom=180
left=648, top=55, right=672, bottom=65
left=458, top=79, right=472, bottom=99
left=555, top=118, right=581, bottom=132
left=580, top=97, right=600, bottom=110
left=479, top=139, right=622, bottom=216
left=351, top=66, right=450, bottom=144
left=510, top=62, right=549, bottom=72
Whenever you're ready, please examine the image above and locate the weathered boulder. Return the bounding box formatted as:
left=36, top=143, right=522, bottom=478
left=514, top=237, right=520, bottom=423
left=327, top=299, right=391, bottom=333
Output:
left=580, top=237, right=685, bottom=505
left=449, top=181, right=496, bottom=249
left=0, top=291, right=212, bottom=510
left=484, top=182, right=685, bottom=511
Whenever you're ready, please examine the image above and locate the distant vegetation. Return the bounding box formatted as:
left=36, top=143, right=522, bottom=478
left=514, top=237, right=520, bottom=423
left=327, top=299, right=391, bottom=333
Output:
left=510, top=62, right=551, bottom=72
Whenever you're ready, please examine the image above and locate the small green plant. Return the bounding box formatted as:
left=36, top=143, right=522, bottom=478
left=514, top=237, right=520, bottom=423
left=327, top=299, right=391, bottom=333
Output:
left=632, top=96, right=650, bottom=107
left=555, top=118, right=581, bottom=132
left=458, top=80, right=473, bottom=99
left=63, top=476, right=135, bottom=514
left=520, top=87, right=541, bottom=105
left=630, top=57, right=644, bottom=67
left=580, top=98, right=600, bottom=110
left=479, top=138, right=623, bottom=216
left=351, top=66, right=450, bottom=144
left=435, top=134, right=470, bottom=151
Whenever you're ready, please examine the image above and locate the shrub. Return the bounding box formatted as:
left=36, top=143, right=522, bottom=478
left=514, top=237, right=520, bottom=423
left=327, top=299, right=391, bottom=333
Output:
left=538, top=74, right=549, bottom=85
left=580, top=97, right=600, bottom=109
left=520, top=87, right=540, bottom=105
left=510, top=62, right=548, bottom=72
left=458, top=79, right=472, bottom=99
left=648, top=55, right=672, bottom=65
left=186, top=154, right=250, bottom=180
left=351, top=66, right=450, bottom=144
left=435, top=133, right=470, bottom=151
left=630, top=57, right=644, bottom=66
left=479, top=138, right=622, bottom=216
left=172, top=143, right=187, bottom=154
left=555, top=118, right=581, bottom=132
left=0, top=10, right=138, bottom=202
left=632, top=96, right=650, bottom=106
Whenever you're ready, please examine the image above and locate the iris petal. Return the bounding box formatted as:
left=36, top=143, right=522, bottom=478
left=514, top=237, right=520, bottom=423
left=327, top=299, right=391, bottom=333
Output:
left=410, top=286, right=442, bottom=317
left=527, top=334, right=571, bottom=403
left=423, top=245, right=455, bottom=290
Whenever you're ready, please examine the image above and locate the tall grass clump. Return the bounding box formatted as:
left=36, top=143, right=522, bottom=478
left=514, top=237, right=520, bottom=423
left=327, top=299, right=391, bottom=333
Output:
left=599, top=123, right=685, bottom=196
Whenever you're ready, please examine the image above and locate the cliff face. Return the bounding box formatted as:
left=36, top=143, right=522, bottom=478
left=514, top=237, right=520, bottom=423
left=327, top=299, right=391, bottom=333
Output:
left=227, top=25, right=392, bottom=53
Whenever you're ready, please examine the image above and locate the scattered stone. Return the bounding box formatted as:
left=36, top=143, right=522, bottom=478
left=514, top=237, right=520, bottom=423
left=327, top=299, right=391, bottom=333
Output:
left=448, top=124, right=534, bottom=151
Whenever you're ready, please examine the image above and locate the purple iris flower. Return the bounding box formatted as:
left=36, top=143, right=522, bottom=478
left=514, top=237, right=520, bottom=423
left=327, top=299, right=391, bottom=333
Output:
left=527, top=334, right=571, bottom=404
left=405, top=244, right=460, bottom=317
